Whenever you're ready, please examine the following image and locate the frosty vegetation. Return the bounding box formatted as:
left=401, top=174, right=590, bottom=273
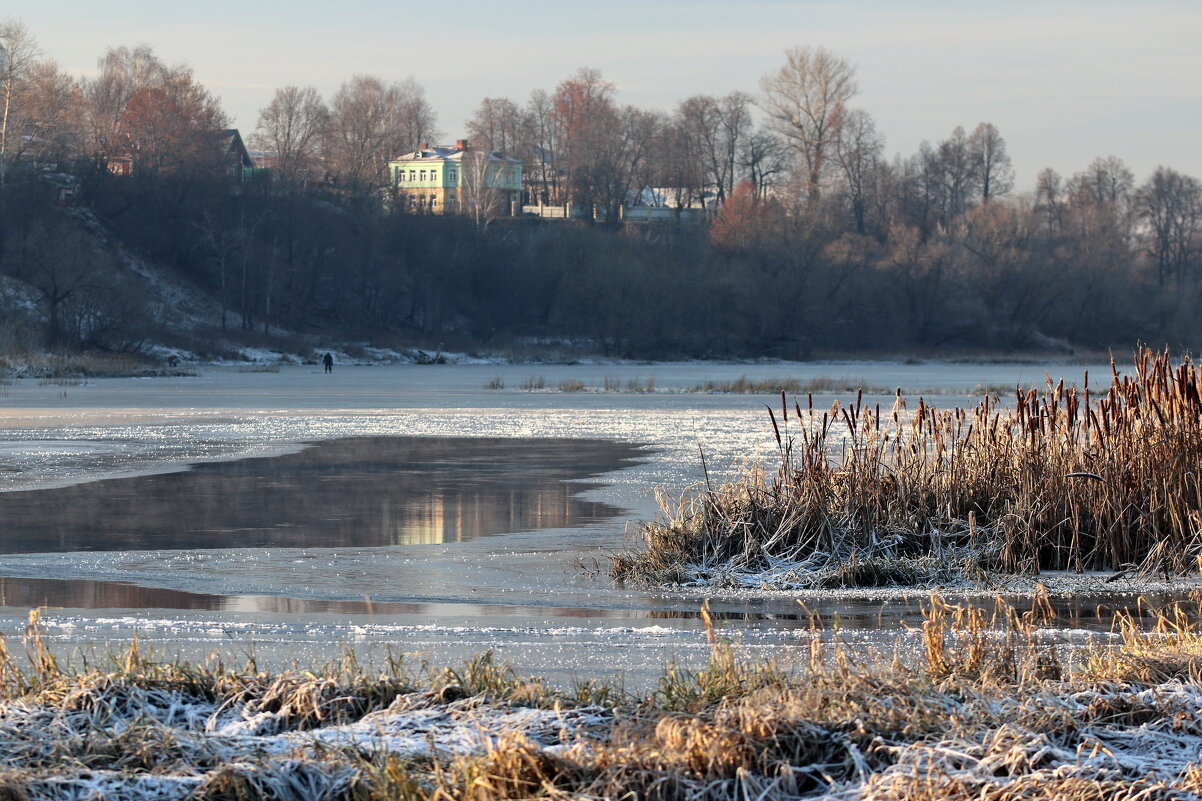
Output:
left=614, top=349, right=1202, bottom=590
left=7, top=595, right=1202, bottom=800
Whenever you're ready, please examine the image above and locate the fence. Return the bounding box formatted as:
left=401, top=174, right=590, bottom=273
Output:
left=521, top=204, right=711, bottom=224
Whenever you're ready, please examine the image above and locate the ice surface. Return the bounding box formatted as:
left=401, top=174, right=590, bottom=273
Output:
left=0, top=360, right=1137, bottom=683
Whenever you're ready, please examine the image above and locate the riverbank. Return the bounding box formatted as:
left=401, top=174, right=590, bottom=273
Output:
left=2, top=595, right=1201, bottom=800
left=0, top=343, right=1114, bottom=381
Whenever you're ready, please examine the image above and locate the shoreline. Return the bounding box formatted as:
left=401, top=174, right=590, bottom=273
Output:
left=0, top=595, right=1199, bottom=801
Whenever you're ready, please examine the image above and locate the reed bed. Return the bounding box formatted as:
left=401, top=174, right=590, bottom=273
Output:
left=688, top=376, right=1036, bottom=396
left=691, top=375, right=894, bottom=395
left=7, top=597, right=1202, bottom=800
left=1, top=351, right=158, bottom=378
left=603, top=375, right=658, bottom=393
left=614, top=348, right=1202, bottom=588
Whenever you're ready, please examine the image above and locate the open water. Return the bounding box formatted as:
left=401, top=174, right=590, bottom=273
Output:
left=0, top=360, right=1157, bottom=686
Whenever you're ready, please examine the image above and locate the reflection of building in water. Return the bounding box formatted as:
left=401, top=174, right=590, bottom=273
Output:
left=379, top=487, right=589, bottom=546
left=380, top=494, right=447, bottom=546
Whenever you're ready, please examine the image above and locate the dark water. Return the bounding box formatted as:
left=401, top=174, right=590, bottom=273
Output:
left=0, top=437, right=644, bottom=554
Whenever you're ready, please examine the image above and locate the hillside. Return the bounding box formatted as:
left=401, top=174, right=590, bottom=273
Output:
left=0, top=201, right=422, bottom=374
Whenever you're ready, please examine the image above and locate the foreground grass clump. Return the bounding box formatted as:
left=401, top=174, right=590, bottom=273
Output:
left=615, top=348, right=1202, bottom=588
left=6, top=597, right=1202, bottom=800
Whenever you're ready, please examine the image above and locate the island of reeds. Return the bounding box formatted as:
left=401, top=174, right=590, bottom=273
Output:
left=613, top=348, right=1202, bottom=590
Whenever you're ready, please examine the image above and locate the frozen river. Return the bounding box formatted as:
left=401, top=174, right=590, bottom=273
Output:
left=0, top=359, right=1145, bottom=685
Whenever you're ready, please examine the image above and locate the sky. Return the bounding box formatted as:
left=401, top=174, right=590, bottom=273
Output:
left=14, top=0, right=1202, bottom=191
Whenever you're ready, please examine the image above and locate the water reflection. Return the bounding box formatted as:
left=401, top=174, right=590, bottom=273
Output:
left=0, top=575, right=646, bottom=616
left=0, top=572, right=1185, bottom=636
left=0, top=437, right=644, bottom=554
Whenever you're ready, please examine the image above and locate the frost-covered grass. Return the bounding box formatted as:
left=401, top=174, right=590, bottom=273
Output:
left=614, top=349, right=1202, bottom=588
left=6, top=596, right=1202, bottom=800
left=0, top=351, right=197, bottom=379
left=0, top=610, right=611, bottom=801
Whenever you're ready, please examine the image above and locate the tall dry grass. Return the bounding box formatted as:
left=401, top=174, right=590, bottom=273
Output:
left=690, top=375, right=893, bottom=394
left=400, top=593, right=1202, bottom=801
left=615, top=348, right=1202, bottom=587
left=1, top=351, right=158, bottom=378
left=5, top=597, right=1202, bottom=799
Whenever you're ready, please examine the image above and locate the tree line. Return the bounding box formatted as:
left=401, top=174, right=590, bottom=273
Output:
left=0, top=19, right=1199, bottom=358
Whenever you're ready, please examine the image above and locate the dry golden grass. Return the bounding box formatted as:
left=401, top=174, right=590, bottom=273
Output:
left=689, top=375, right=895, bottom=395
left=6, top=595, right=1202, bottom=799
left=615, top=348, right=1202, bottom=588
left=1, top=351, right=172, bottom=378
left=352, top=592, right=1202, bottom=800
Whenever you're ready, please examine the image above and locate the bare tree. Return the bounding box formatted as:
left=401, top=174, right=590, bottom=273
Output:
left=458, top=148, right=507, bottom=232
left=4, top=218, right=106, bottom=348
left=466, top=97, right=528, bottom=155
left=759, top=46, right=857, bottom=205
left=968, top=122, right=1013, bottom=203
left=1067, top=156, right=1134, bottom=207
left=676, top=91, right=753, bottom=206
left=391, top=77, right=438, bottom=153
left=113, top=70, right=228, bottom=180
left=325, top=75, right=436, bottom=193
left=0, top=19, right=40, bottom=187
left=935, top=125, right=977, bottom=221
left=1034, top=167, right=1065, bottom=233
left=618, top=106, right=663, bottom=212
left=525, top=88, right=559, bottom=204
left=85, top=45, right=167, bottom=159
left=551, top=67, right=618, bottom=215
left=195, top=211, right=236, bottom=331
left=1135, top=166, right=1202, bottom=286
left=194, top=208, right=266, bottom=330
left=832, top=108, right=884, bottom=234
left=19, top=61, right=87, bottom=165
left=546, top=67, right=660, bottom=221
left=675, top=94, right=721, bottom=204
left=251, top=85, right=328, bottom=188
left=714, top=92, right=754, bottom=202
left=651, top=116, right=704, bottom=209
left=741, top=128, right=788, bottom=198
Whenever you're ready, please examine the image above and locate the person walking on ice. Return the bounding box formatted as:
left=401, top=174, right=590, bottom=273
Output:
left=322, top=352, right=334, bottom=373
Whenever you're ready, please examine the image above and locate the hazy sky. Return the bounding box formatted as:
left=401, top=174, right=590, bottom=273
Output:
left=16, top=1, right=1201, bottom=190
